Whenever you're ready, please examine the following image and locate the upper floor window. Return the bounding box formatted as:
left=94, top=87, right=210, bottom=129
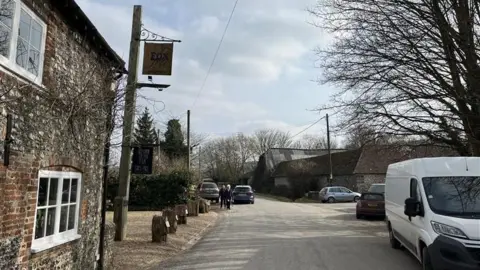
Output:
left=32, top=170, right=82, bottom=253
left=0, top=0, right=46, bottom=84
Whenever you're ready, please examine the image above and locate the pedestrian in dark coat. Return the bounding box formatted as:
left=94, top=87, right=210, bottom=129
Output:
left=225, top=184, right=233, bottom=210
left=219, top=185, right=226, bottom=208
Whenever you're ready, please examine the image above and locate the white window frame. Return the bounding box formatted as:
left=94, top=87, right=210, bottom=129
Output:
left=31, top=170, right=82, bottom=253
left=0, top=0, right=47, bottom=85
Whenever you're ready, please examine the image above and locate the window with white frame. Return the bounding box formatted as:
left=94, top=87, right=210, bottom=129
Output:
left=32, top=171, right=82, bottom=252
left=0, top=0, right=46, bottom=84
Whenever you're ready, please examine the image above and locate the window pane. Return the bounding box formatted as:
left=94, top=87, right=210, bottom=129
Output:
left=46, top=207, right=55, bottom=236
left=30, top=19, right=41, bottom=49
left=34, top=208, right=46, bottom=239
left=0, top=0, right=15, bottom=28
left=48, top=178, right=58, bottom=205
left=16, top=38, right=27, bottom=68
left=0, top=24, right=10, bottom=57
left=62, top=178, right=70, bottom=204
left=68, top=205, right=76, bottom=230
left=59, top=206, right=68, bottom=232
left=27, top=47, right=39, bottom=75
left=70, top=178, right=78, bottom=202
left=18, top=9, right=30, bottom=40
left=37, top=178, right=48, bottom=206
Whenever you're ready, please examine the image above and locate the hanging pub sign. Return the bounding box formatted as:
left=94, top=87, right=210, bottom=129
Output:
left=142, top=42, right=174, bottom=76
left=131, top=146, right=154, bottom=174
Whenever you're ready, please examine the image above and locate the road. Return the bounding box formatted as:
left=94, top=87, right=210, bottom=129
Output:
left=155, top=198, right=421, bottom=270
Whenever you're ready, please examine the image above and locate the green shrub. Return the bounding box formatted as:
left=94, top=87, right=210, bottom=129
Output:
left=271, top=185, right=292, bottom=199
left=106, top=169, right=193, bottom=210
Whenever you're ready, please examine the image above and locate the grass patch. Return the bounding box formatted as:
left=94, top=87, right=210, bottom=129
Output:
left=256, top=193, right=293, bottom=202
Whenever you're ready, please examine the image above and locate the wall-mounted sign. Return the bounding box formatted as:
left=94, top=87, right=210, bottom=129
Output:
left=131, top=146, right=153, bottom=174
left=142, top=42, right=174, bottom=76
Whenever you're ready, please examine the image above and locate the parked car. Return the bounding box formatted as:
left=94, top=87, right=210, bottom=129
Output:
left=385, top=157, right=480, bottom=270
left=319, top=186, right=361, bottom=203
left=368, top=183, right=385, bottom=194
left=197, top=182, right=220, bottom=203
left=232, top=185, right=255, bottom=204
left=356, top=192, right=385, bottom=219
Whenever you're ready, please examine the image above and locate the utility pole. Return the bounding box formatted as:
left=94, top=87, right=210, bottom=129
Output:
left=187, top=110, right=191, bottom=170
left=326, top=113, right=333, bottom=186
left=114, top=5, right=142, bottom=242
left=198, top=146, right=201, bottom=179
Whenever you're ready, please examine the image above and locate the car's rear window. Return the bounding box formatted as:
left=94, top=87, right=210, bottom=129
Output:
left=202, top=183, right=217, bottom=189
left=234, top=187, right=251, bottom=192
left=368, top=185, right=385, bottom=193
left=361, top=194, right=384, bottom=201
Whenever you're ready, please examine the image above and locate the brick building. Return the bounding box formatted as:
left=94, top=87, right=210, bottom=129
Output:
left=0, top=0, right=125, bottom=269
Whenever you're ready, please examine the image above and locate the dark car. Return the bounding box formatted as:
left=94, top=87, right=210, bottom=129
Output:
left=368, top=183, right=385, bottom=194
left=232, top=185, right=255, bottom=204
left=356, top=192, right=385, bottom=219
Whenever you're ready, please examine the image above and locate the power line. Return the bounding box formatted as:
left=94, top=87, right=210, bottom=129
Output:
left=290, top=116, right=326, bottom=139
left=190, top=0, right=239, bottom=109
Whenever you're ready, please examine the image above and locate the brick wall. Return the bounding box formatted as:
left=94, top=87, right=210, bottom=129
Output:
left=0, top=0, right=121, bottom=269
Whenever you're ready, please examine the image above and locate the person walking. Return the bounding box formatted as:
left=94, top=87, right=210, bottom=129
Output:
left=225, top=184, right=233, bottom=210
left=219, top=185, right=226, bottom=208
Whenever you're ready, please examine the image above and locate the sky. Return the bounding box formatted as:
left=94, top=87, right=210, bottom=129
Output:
left=76, top=0, right=343, bottom=143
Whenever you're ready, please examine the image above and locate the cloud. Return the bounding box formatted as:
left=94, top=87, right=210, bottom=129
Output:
left=192, top=16, right=221, bottom=35
left=76, top=0, right=338, bottom=139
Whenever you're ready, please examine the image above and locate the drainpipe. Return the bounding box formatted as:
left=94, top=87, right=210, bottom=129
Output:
left=98, top=139, right=111, bottom=269
left=98, top=72, right=122, bottom=269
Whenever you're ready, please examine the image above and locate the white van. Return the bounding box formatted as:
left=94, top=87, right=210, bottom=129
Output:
left=385, top=157, right=480, bottom=270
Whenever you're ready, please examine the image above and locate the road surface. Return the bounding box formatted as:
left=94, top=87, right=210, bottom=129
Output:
left=155, top=198, right=421, bottom=270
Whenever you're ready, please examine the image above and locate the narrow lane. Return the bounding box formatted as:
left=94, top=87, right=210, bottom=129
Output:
left=155, top=198, right=421, bottom=270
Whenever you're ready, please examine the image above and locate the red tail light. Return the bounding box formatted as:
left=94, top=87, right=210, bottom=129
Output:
left=247, top=192, right=253, bottom=196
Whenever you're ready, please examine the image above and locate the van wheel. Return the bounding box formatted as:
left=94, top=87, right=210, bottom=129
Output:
left=388, top=224, right=401, bottom=249
left=327, top=197, right=335, bottom=203
left=422, top=246, right=433, bottom=270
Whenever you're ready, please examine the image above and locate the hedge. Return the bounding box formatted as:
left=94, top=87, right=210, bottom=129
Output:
left=107, top=170, right=193, bottom=211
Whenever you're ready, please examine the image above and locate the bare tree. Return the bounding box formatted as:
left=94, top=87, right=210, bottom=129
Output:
left=291, top=134, right=340, bottom=149
left=309, top=0, right=480, bottom=155
left=200, top=133, right=256, bottom=183
left=342, top=125, right=376, bottom=149
left=252, top=128, right=292, bottom=156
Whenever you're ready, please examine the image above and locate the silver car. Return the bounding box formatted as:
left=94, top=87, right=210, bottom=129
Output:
left=197, top=182, right=220, bottom=203
left=320, top=186, right=361, bottom=203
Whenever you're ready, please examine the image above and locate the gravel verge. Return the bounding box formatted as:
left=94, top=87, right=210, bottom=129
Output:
left=106, top=210, right=218, bottom=269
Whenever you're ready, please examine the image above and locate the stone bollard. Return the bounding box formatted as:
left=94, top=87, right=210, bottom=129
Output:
left=199, top=199, right=211, bottom=214
left=151, top=215, right=168, bottom=243
left=162, top=208, right=178, bottom=234
left=187, top=200, right=199, bottom=217
left=175, top=204, right=188, bottom=225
